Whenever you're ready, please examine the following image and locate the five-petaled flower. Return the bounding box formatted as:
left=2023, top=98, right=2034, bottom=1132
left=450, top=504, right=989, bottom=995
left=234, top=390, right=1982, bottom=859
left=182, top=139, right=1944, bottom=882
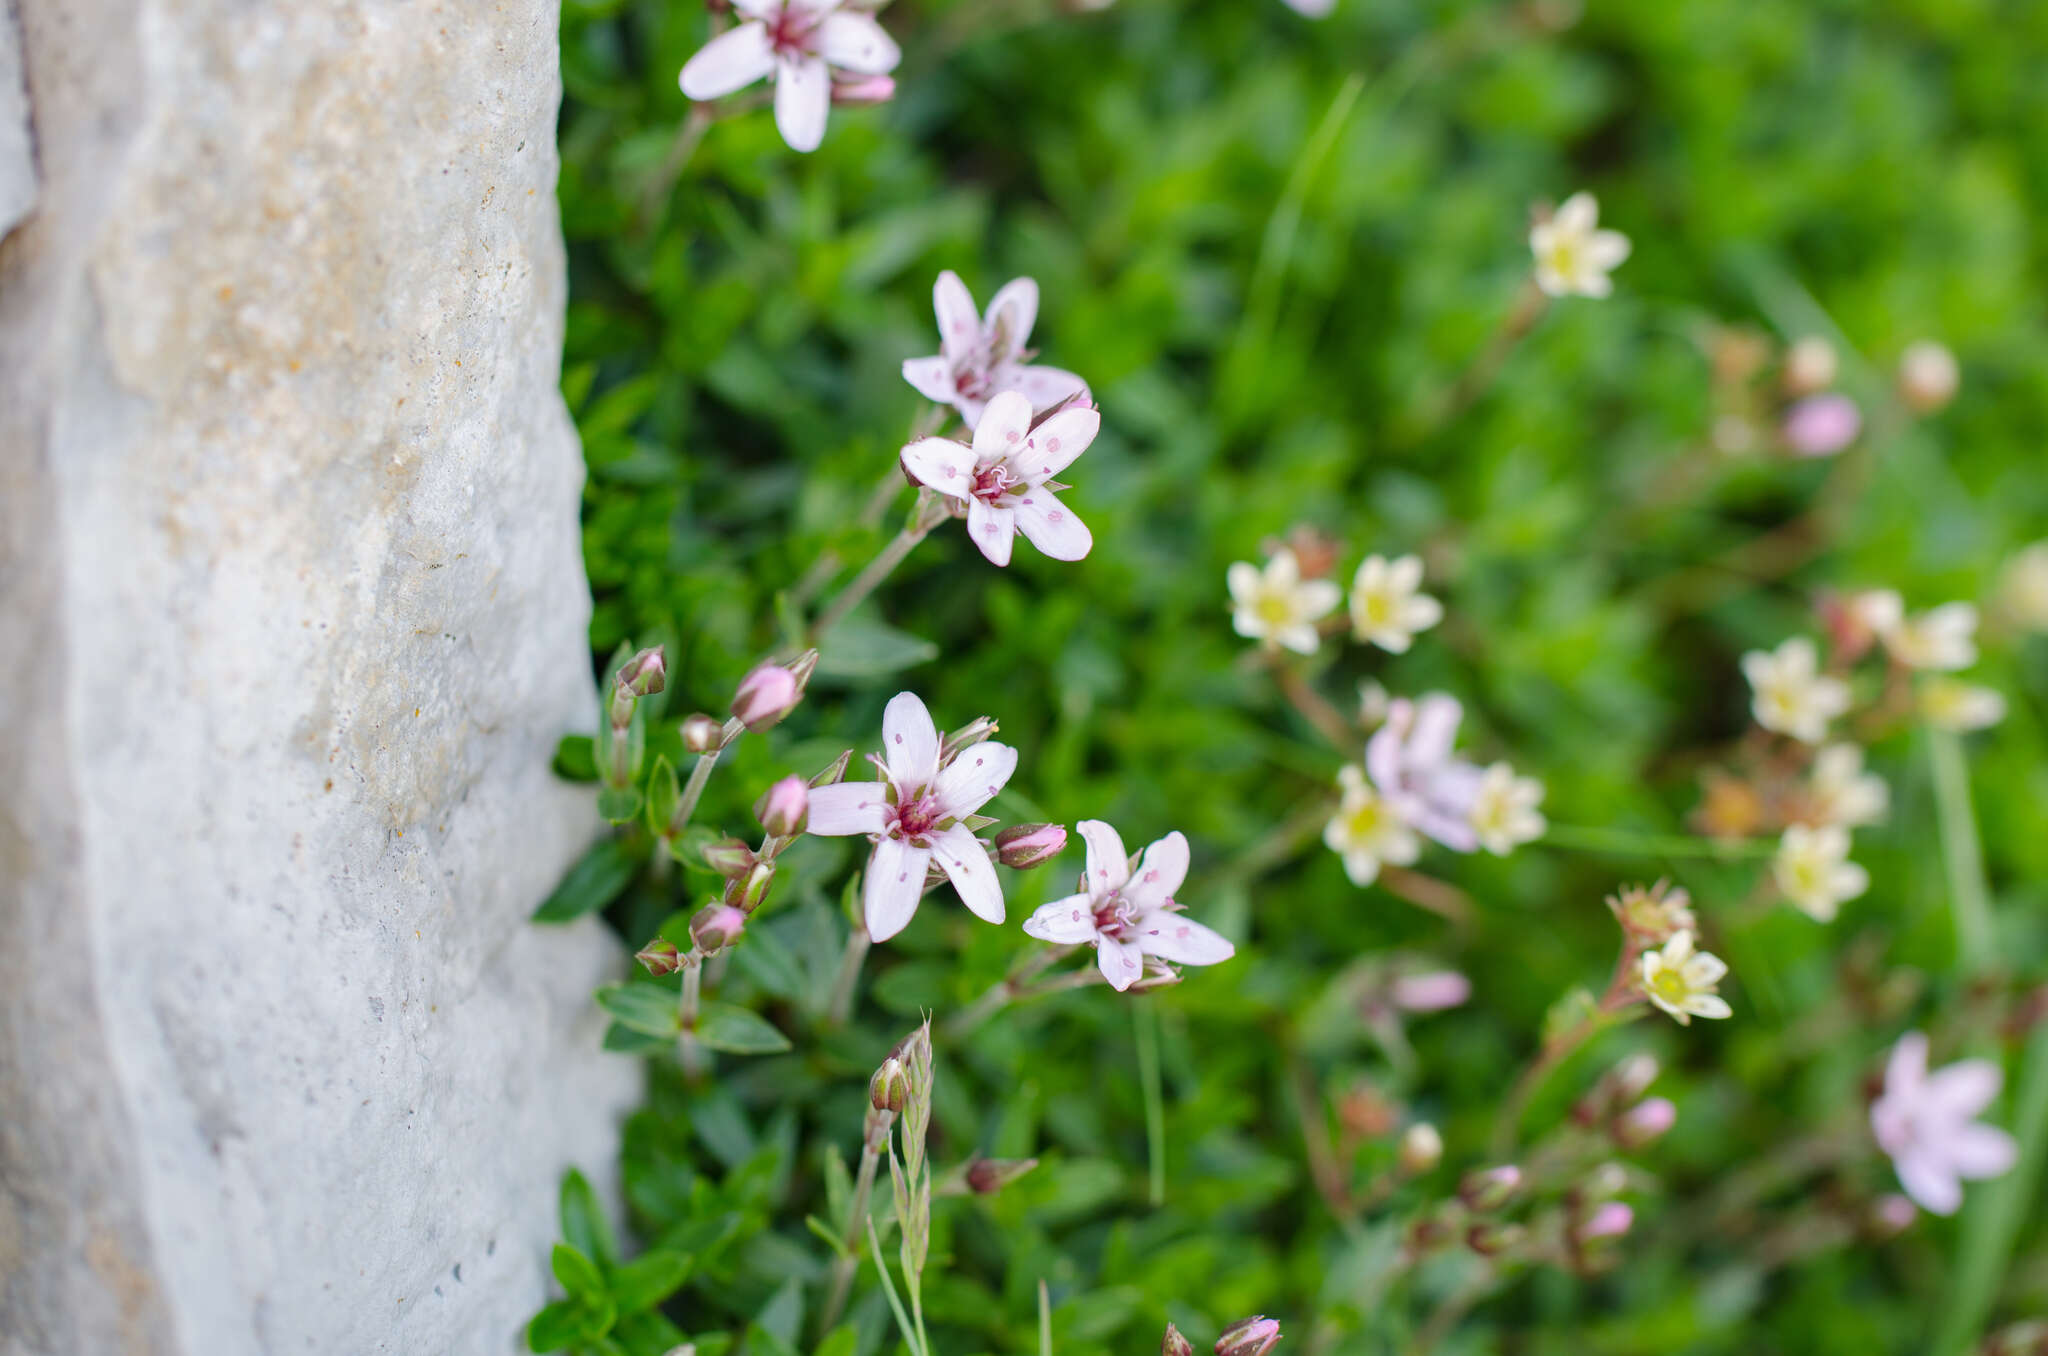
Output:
left=1742, top=637, right=1850, bottom=744
left=1323, top=764, right=1420, bottom=886
left=1639, top=930, right=1732, bottom=1026
left=1348, top=554, right=1443, bottom=654
left=806, top=692, right=1016, bottom=941
left=1467, top=762, right=1546, bottom=855
left=1530, top=192, right=1632, bottom=299
left=900, top=389, right=1097, bottom=566
left=1920, top=676, right=2007, bottom=732
left=902, top=272, right=1089, bottom=429
left=1803, top=743, right=1888, bottom=829
left=1871, top=1030, right=2017, bottom=1215
left=1366, top=694, right=1483, bottom=851
left=1021, top=821, right=1235, bottom=991
left=1882, top=601, right=1978, bottom=672
left=678, top=0, right=901, bottom=154
left=1772, top=823, right=1868, bottom=922
left=1228, top=548, right=1340, bottom=654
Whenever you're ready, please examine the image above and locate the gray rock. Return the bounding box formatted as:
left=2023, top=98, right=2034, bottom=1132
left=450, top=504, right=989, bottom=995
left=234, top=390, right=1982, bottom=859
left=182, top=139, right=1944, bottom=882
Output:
left=0, top=3, right=29, bottom=240
left=0, top=2, right=641, bottom=1353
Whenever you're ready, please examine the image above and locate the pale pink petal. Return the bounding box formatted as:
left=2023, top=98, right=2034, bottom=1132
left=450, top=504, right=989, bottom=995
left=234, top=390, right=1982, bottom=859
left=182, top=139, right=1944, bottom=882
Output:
left=1096, top=934, right=1144, bottom=992
left=818, top=11, right=900, bottom=74
left=805, top=781, right=888, bottom=836
left=971, top=390, right=1034, bottom=464
left=680, top=23, right=776, bottom=100
left=1135, top=913, right=1234, bottom=967
left=901, top=356, right=958, bottom=406
left=729, top=0, right=777, bottom=17
left=998, top=364, right=1090, bottom=413
left=1009, top=488, right=1091, bottom=562
left=966, top=498, right=1017, bottom=566
left=1947, top=1123, right=2019, bottom=1180
left=934, top=271, right=981, bottom=367
left=772, top=55, right=832, bottom=153
left=1410, top=694, right=1465, bottom=767
left=900, top=436, right=973, bottom=497
left=1015, top=406, right=1100, bottom=483
left=930, top=824, right=1004, bottom=924
left=1121, top=831, right=1189, bottom=911
left=1023, top=893, right=1100, bottom=945
left=955, top=393, right=990, bottom=428
left=983, top=277, right=1040, bottom=355
left=1887, top=1031, right=1930, bottom=1099
left=1076, top=819, right=1130, bottom=893
left=1925, top=1058, right=2003, bottom=1120
left=931, top=740, right=1017, bottom=820
left=881, top=691, right=940, bottom=789
left=864, top=837, right=931, bottom=942
left=1896, top=1149, right=1962, bottom=1216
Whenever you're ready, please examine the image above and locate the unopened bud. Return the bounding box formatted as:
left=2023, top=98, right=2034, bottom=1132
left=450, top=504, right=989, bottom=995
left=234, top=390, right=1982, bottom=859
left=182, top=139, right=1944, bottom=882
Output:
left=635, top=938, right=683, bottom=976
left=995, top=822, right=1068, bottom=869
left=732, top=662, right=801, bottom=732
left=964, top=1157, right=1038, bottom=1195
left=1458, top=1164, right=1521, bottom=1212
left=1405, top=1212, right=1455, bottom=1252
left=1575, top=1201, right=1634, bottom=1244
left=727, top=860, right=776, bottom=914
left=700, top=837, right=757, bottom=879
left=1868, top=1193, right=1916, bottom=1240
left=1781, top=335, right=1837, bottom=397
left=1391, top=971, right=1471, bottom=1013
left=618, top=646, right=667, bottom=697
left=1579, top=1161, right=1628, bottom=1201
left=810, top=749, right=854, bottom=788
left=870, top=1056, right=908, bottom=1114
left=1214, top=1316, right=1281, bottom=1356
left=1464, top=1221, right=1525, bottom=1257
left=755, top=775, right=809, bottom=837
left=1161, top=1324, right=1194, bottom=1356
left=681, top=713, right=724, bottom=753
left=1781, top=393, right=1861, bottom=457
left=831, top=74, right=896, bottom=106
left=1614, top=1096, right=1676, bottom=1150
left=939, top=715, right=999, bottom=766
left=1898, top=340, right=1959, bottom=414
left=1610, top=1053, right=1660, bottom=1104
left=689, top=903, right=746, bottom=955
left=1398, top=1122, right=1443, bottom=1175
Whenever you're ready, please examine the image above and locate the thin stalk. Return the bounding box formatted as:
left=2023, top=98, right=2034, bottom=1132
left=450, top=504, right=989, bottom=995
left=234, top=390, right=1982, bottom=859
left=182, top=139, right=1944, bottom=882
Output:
left=865, top=1218, right=923, bottom=1356
left=664, top=715, right=744, bottom=846
left=677, top=958, right=707, bottom=1080
left=1491, top=971, right=1644, bottom=1156
left=908, top=1270, right=930, bottom=1356
left=940, top=946, right=1069, bottom=1042
left=1273, top=661, right=1358, bottom=751
left=821, top=1115, right=892, bottom=1334
left=824, top=924, right=872, bottom=1027
left=810, top=513, right=936, bottom=643
left=1134, top=1001, right=1167, bottom=1206
left=1927, top=729, right=1992, bottom=972
left=1037, top=1279, right=1052, bottom=1356
left=1540, top=822, right=1776, bottom=861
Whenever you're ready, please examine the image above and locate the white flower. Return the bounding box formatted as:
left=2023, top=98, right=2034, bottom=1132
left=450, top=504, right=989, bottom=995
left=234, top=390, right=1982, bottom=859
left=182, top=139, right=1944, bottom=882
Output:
left=678, top=0, right=900, bottom=154
left=1772, top=824, right=1868, bottom=922
left=1741, top=637, right=1850, bottom=743
left=1228, top=549, right=1340, bottom=654
left=1529, top=192, right=1631, bottom=299
left=1882, top=602, right=1979, bottom=672
left=1920, top=677, right=2007, bottom=732
left=1871, top=1031, right=2017, bottom=1216
left=2000, top=541, right=2048, bottom=631
left=1365, top=694, right=1484, bottom=851
left=805, top=692, right=1016, bottom=941
left=1357, top=679, right=1391, bottom=730
left=900, top=389, right=1097, bottom=566
left=1639, top=930, right=1732, bottom=1026
left=1348, top=554, right=1444, bottom=653
left=901, top=272, right=1089, bottom=430
left=1845, top=588, right=1905, bottom=637
left=1021, top=821, right=1234, bottom=991
left=1323, top=765, right=1421, bottom=886
left=1805, top=744, right=1888, bottom=829
left=1468, top=762, right=1545, bottom=856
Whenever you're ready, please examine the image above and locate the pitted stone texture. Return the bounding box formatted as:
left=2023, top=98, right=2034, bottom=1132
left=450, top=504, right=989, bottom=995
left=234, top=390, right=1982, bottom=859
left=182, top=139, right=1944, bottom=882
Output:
left=0, top=3, right=638, bottom=1354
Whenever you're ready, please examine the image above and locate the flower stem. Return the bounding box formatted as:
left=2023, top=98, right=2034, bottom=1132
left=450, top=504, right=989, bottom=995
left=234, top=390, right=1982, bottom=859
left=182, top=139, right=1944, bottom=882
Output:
left=824, top=924, right=871, bottom=1027
left=939, top=945, right=1070, bottom=1043
left=677, top=956, right=707, bottom=1080
left=1134, top=1001, right=1167, bottom=1207
left=1490, top=973, right=1643, bottom=1157
left=1927, top=728, right=1992, bottom=973
left=809, top=503, right=938, bottom=643
left=864, top=1218, right=922, bottom=1356
left=1539, top=822, right=1775, bottom=861
left=820, top=1110, right=893, bottom=1335
left=1272, top=659, right=1358, bottom=752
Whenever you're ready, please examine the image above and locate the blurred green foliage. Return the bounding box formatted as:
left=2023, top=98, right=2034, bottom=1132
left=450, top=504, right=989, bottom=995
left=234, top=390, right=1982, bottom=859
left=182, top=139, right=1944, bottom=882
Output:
left=546, top=0, right=2048, bottom=1351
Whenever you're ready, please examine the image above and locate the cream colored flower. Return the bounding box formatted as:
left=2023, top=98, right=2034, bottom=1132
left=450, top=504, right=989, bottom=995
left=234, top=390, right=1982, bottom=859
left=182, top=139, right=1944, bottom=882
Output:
left=1467, top=762, right=1545, bottom=855
left=1883, top=602, right=1978, bottom=672
left=1348, top=554, right=1443, bottom=653
left=1773, top=824, right=1868, bottom=922
left=1323, top=764, right=1420, bottom=886
left=1640, top=930, right=1732, bottom=1026
left=2000, top=542, right=2048, bottom=631
left=1741, top=637, right=1850, bottom=743
left=1228, top=548, right=1340, bottom=655
left=1898, top=341, right=1959, bottom=414
left=1845, top=588, right=1905, bottom=639
left=1920, top=677, right=2007, bottom=732
left=1530, top=192, right=1631, bottom=299
left=1806, top=744, right=1888, bottom=829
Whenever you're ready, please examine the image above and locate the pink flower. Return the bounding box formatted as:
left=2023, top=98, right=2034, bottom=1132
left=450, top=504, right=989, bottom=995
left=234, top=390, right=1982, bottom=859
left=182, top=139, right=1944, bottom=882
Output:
left=1870, top=1031, right=2017, bottom=1215
left=900, top=389, right=1097, bottom=566
left=1391, top=971, right=1471, bottom=1013
left=1781, top=393, right=1862, bottom=457
left=902, top=272, right=1089, bottom=429
left=1365, top=695, right=1484, bottom=851
left=678, top=0, right=900, bottom=154
left=1020, top=821, right=1235, bottom=992
left=804, top=692, right=1017, bottom=941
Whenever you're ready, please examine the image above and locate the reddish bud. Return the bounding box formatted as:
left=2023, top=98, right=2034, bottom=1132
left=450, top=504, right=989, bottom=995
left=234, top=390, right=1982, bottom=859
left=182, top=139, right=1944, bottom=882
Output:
left=1614, top=1096, right=1676, bottom=1150
left=1215, top=1316, right=1281, bottom=1356
left=635, top=938, right=683, bottom=976
left=964, top=1157, right=1038, bottom=1194
left=870, top=1056, right=908, bottom=1114
left=700, top=837, right=757, bottom=879
left=1458, top=1164, right=1521, bottom=1212
left=681, top=712, right=724, bottom=753
left=1391, top=970, right=1471, bottom=1013
left=995, top=822, right=1067, bottom=869
left=1575, top=1201, right=1634, bottom=1244
left=618, top=646, right=667, bottom=697
left=1161, top=1324, right=1195, bottom=1356
left=1781, top=393, right=1861, bottom=457
left=732, top=662, right=801, bottom=732
left=755, top=774, right=809, bottom=837
left=726, top=861, right=775, bottom=914
left=689, top=903, right=746, bottom=955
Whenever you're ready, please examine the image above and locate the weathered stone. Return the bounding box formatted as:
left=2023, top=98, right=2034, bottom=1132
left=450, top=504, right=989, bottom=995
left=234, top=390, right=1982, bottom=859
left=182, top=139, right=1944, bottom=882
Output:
left=0, top=2, right=639, bottom=1354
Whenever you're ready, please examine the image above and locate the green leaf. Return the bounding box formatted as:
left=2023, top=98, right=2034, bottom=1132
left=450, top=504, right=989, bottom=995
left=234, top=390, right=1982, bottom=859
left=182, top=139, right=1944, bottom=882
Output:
left=601, top=1021, right=671, bottom=1055
left=597, top=785, right=644, bottom=827
left=609, top=1248, right=693, bottom=1313
left=526, top=1296, right=611, bottom=1353
left=534, top=838, right=638, bottom=923
left=803, top=1213, right=851, bottom=1260
left=822, top=1144, right=853, bottom=1224
left=645, top=756, right=679, bottom=837
left=812, top=1324, right=859, bottom=1356
left=692, top=1001, right=792, bottom=1055
left=551, top=1243, right=608, bottom=1302
left=728, top=926, right=805, bottom=1002
left=810, top=611, right=938, bottom=681
left=596, top=983, right=683, bottom=1037
left=612, top=1309, right=687, bottom=1356
left=553, top=734, right=598, bottom=783
left=560, top=1169, right=617, bottom=1272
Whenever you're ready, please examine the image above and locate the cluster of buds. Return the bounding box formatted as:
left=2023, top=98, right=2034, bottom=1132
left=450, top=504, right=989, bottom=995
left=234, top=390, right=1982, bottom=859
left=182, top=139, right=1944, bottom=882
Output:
left=1404, top=1164, right=1524, bottom=1260
left=1162, top=1316, right=1282, bottom=1356
left=1606, top=881, right=1695, bottom=947
left=1569, top=1053, right=1676, bottom=1152
left=1703, top=329, right=1864, bottom=459
left=602, top=645, right=666, bottom=798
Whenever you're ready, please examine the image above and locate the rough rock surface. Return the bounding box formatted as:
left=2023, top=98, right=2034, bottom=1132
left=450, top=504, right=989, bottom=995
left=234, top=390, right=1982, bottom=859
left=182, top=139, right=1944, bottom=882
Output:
left=0, top=3, right=639, bottom=1354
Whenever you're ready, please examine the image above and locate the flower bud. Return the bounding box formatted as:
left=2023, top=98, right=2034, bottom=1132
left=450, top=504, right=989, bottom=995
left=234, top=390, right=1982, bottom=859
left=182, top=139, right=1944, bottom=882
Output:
left=1898, top=340, right=1959, bottom=414
left=727, top=860, right=776, bottom=914
left=810, top=748, right=854, bottom=788
left=689, top=903, right=746, bottom=955
left=1781, top=393, right=1861, bottom=457
left=1578, top=1161, right=1628, bottom=1201
left=1575, top=1201, right=1634, bottom=1244
left=786, top=647, right=820, bottom=689
left=995, top=822, right=1068, bottom=869
left=1614, top=1096, right=1676, bottom=1150
left=1458, top=1164, right=1521, bottom=1212
left=1464, top=1221, right=1525, bottom=1257
left=1610, top=1052, right=1660, bottom=1104
left=1398, top=1122, right=1443, bottom=1176
left=635, top=938, right=683, bottom=976
left=1390, top=971, right=1471, bottom=1013
left=1214, top=1316, right=1281, bottom=1356
left=755, top=774, right=809, bottom=838
left=1160, top=1324, right=1194, bottom=1356
left=732, top=662, right=801, bottom=732
left=1781, top=336, right=1837, bottom=397
left=1867, top=1193, right=1916, bottom=1240
left=870, top=1056, right=908, bottom=1114
left=681, top=712, right=725, bottom=753
left=938, top=715, right=999, bottom=766
left=618, top=646, right=667, bottom=697
left=831, top=73, right=896, bottom=105
left=700, top=837, right=757, bottom=879
left=964, top=1156, right=1038, bottom=1195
